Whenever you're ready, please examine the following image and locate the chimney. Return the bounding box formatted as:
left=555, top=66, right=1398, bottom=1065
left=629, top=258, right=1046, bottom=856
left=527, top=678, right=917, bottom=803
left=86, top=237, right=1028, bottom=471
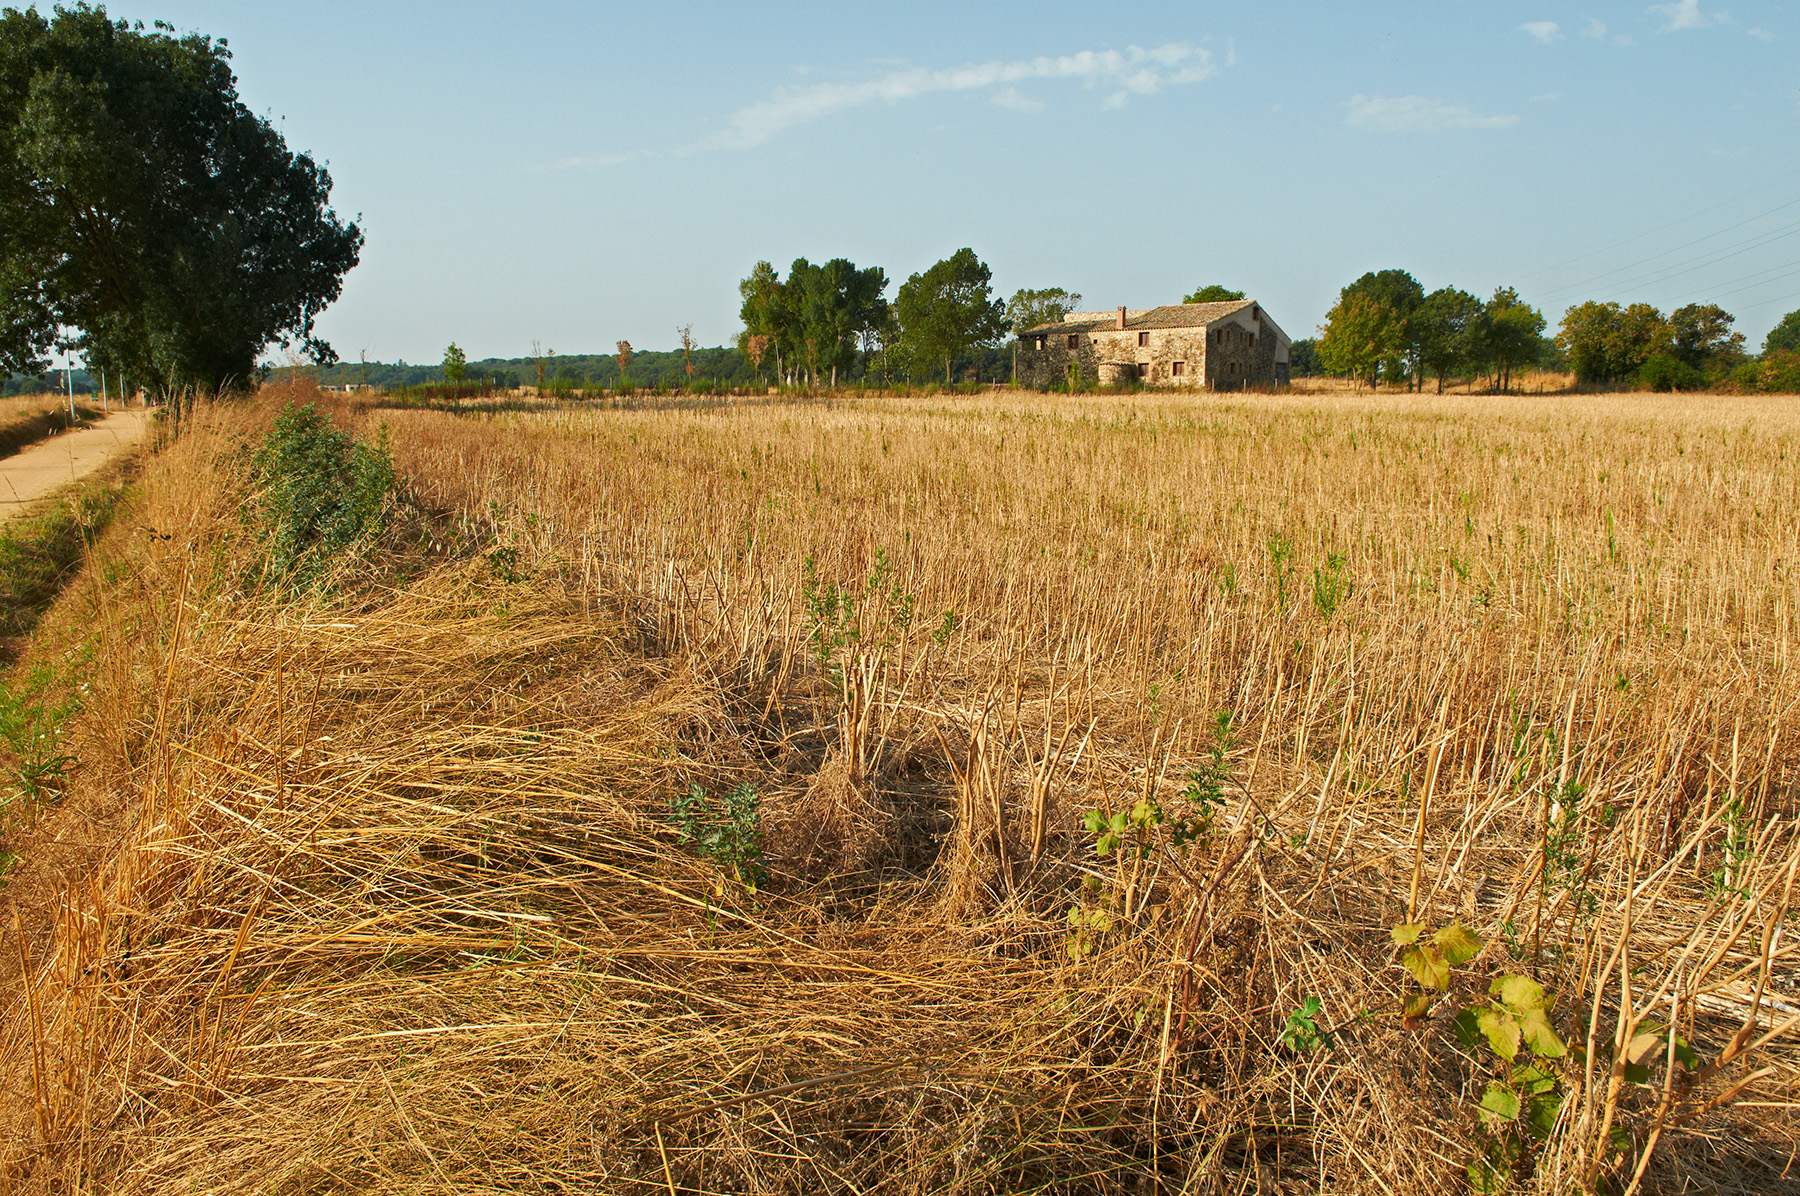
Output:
left=1116, top=306, right=1127, bottom=330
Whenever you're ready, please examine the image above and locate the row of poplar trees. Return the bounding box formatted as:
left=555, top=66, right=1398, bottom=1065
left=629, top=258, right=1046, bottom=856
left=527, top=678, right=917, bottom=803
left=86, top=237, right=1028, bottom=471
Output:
left=736, top=249, right=1008, bottom=387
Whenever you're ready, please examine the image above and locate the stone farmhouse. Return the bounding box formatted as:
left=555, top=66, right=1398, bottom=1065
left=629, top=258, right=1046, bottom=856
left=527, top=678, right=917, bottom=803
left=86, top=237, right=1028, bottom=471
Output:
left=1016, top=300, right=1291, bottom=390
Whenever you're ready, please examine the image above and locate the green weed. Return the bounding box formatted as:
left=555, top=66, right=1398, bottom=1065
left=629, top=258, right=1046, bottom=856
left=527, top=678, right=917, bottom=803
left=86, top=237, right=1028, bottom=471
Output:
left=0, top=658, right=85, bottom=821
left=668, top=781, right=765, bottom=894
left=250, top=403, right=394, bottom=586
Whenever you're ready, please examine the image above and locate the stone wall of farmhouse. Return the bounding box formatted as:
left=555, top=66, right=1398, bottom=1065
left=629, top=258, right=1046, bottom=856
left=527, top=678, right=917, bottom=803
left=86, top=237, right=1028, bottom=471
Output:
left=1016, top=310, right=1286, bottom=390
left=1203, top=321, right=1282, bottom=389
left=1015, top=333, right=1101, bottom=390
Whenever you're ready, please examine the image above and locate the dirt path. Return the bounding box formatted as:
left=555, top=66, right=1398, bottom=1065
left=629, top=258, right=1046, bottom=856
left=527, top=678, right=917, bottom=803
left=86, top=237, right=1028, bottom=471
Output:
left=0, top=408, right=152, bottom=524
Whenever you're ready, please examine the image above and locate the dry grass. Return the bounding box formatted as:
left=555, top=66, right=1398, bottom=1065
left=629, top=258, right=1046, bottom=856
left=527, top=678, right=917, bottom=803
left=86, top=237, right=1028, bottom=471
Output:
left=0, top=396, right=102, bottom=461
left=1, top=382, right=1797, bottom=1193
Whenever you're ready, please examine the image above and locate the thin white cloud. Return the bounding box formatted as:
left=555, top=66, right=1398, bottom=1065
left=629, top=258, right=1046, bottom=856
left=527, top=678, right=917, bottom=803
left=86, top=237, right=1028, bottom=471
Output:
left=1531, top=91, right=1564, bottom=102
left=991, top=87, right=1044, bottom=114
left=1650, top=0, right=1728, bottom=31
left=1519, top=21, right=1563, bottom=43
left=1748, top=25, right=1774, bottom=40
left=1342, top=94, right=1519, bottom=133
left=1582, top=17, right=1609, bottom=38
left=536, top=150, right=653, bottom=172
left=693, top=43, right=1216, bottom=152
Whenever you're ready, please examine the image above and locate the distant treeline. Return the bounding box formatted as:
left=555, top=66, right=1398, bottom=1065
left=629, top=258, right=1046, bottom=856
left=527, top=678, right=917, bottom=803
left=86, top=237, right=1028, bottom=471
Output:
left=311, top=343, right=1017, bottom=393
left=1297, top=267, right=1800, bottom=393
left=1, top=369, right=94, bottom=397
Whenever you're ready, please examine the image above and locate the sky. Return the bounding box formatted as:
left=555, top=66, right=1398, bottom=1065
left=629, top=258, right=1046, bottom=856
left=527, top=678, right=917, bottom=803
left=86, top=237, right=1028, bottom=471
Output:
left=33, top=0, right=1800, bottom=363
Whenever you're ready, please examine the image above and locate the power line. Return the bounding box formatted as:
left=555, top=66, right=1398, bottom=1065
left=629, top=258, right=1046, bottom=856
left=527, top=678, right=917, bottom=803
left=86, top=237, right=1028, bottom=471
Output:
left=1515, top=164, right=1800, bottom=282
left=1547, top=219, right=1800, bottom=302
left=1668, top=259, right=1800, bottom=305
left=1535, top=195, right=1800, bottom=299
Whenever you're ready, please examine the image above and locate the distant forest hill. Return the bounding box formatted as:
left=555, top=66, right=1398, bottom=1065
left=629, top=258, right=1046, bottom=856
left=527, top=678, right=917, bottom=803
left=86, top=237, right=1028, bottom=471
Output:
left=310, top=341, right=1019, bottom=391
left=314, top=347, right=756, bottom=391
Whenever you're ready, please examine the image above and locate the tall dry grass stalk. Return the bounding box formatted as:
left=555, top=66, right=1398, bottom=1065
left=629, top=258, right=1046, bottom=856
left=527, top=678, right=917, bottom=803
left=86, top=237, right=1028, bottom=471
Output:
left=1, top=383, right=1796, bottom=1192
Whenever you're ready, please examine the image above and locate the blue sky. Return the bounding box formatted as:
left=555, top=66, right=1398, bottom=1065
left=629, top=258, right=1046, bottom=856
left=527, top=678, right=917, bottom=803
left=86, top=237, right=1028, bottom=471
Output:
left=39, top=0, right=1800, bottom=362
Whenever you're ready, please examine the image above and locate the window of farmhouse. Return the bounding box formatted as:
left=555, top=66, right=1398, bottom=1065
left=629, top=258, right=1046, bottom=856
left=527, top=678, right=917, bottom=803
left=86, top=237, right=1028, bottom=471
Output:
left=1067, top=334, right=1079, bottom=349
left=1138, top=331, right=1149, bottom=347
left=1172, top=361, right=1185, bottom=376
left=1034, top=336, right=1046, bottom=350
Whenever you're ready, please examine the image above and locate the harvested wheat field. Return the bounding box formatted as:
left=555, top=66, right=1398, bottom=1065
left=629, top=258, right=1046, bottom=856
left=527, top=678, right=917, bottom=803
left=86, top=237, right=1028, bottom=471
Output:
left=1, top=381, right=1797, bottom=1194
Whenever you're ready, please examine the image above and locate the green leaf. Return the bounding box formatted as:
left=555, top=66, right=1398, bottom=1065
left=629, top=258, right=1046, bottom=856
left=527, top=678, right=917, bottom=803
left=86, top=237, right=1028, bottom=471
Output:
left=1467, top=1156, right=1507, bottom=1195
left=1672, top=1036, right=1700, bottom=1071
left=1390, top=922, right=1426, bottom=946
left=1081, top=809, right=1105, bottom=834
left=1479, top=1081, right=1520, bottom=1125
left=1453, top=1006, right=1484, bottom=1050
left=1478, top=1007, right=1522, bottom=1061
left=1492, top=973, right=1548, bottom=1015
left=1511, top=1061, right=1559, bottom=1097
left=1401, top=943, right=1450, bottom=990
left=1434, top=922, right=1483, bottom=965
left=1402, top=992, right=1434, bottom=1021
left=1524, top=1090, right=1564, bottom=1139
left=1518, top=1008, right=1567, bottom=1059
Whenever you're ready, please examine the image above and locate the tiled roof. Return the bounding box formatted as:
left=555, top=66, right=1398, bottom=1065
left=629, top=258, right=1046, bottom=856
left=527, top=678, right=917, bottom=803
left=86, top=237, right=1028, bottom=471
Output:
left=1022, top=300, right=1255, bottom=336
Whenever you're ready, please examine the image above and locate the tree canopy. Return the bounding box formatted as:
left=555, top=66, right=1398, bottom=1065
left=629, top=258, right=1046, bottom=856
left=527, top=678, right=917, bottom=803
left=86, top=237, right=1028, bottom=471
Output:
left=1484, top=287, right=1546, bottom=394
left=0, top=4, right=361, bottom=393
left=1005, top=287, right=1081, bottom=334
left=1669, top=303, right=1744, bottom=371
left=1765, top=309, right=1800, bottom=357
left=736, top=257, right=887, bottom=387
left=1413, top=287, right=1487, bottom=393
left=1183, top=284, right=1245, bottom=304
left=895, top=248, right=1006, bottom=384
left=1556, top=301, right=1670, bottom=385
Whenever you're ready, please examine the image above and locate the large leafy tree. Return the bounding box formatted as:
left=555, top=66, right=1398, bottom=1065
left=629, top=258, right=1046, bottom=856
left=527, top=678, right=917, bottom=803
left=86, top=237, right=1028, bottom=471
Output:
left=791, top=257, right=887, bottom=388
left=1765, top=309, right=1800, bottom=356
left=895, top=248, right=1006, bottom=384
left=1556, top=300, right=1669, bottom=386
left=1484, top=287, right=1545, bottom=393
left=1413, top=287, right=1487, bottom=393
left=1005, top=287, right=1081, bottom=334
left=1183, top=284, right=1245, bottom=304
left=736, top=257, right=886, bottom=387
left=0, top=5, right=362, bottom=394
left=1669, top=302, right=1744, bottom=372
left=1556, top=301, right=1622, bottom=384
left=1318, top=291, right=1401, bottom=388
left=1317, top=269, right=1422, bottom=386
left=737, top=260, right=788, bottom=378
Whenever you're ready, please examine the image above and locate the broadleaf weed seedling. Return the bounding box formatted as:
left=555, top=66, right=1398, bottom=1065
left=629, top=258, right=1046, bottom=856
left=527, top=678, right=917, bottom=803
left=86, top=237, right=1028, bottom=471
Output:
left=1279, top=995, right=1334, bottom=1052
left=668, top=781, right=766, bottom=896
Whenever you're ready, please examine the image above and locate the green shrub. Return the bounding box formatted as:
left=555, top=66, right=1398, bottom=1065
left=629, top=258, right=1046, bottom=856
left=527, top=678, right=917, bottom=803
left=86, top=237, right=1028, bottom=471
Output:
left=1634, top=353, right=1703, bottom=392
left=251, top=403, right=394, bottom=585
left=1730, top=349, right=1800, bottom=394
